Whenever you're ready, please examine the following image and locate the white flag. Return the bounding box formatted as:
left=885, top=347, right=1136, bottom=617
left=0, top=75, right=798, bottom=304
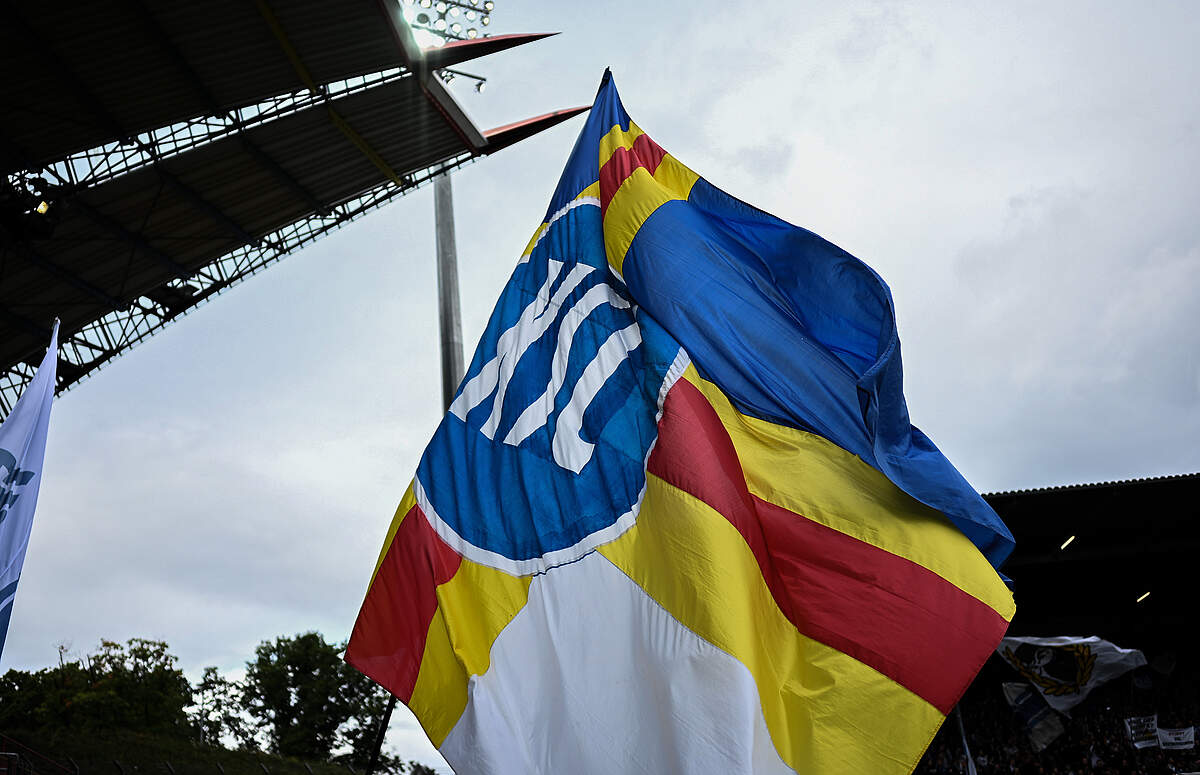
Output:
left=1001, top=682, right=1065, bottom=751
left=1125, top=715, right=1159, bottom=749
left=1158, top=727, right=1195, bottom=750
left=0, top=321, right=58, bottom=661
left=997, top=635, right=1147, bottom=713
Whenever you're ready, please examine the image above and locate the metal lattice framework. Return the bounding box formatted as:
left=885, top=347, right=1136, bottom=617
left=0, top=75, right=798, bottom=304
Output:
left=1, top=0, right=584, bottom=415
left=1, top=152, right=476, bottom=412
left=30, top=67, right=410, bottom=193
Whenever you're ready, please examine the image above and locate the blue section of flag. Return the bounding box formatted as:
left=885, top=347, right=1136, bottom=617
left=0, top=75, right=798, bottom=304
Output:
left=582, top=74, right=1013, bottom=568
left=622, top=174, right=1014, bottom=568
left=417, top=205, right=680, bottom=564
left=543, top=69, right=630, bottom=219
left=0, top=578, right=17, bottom=656
left=0, top=322, right=57, bottom=663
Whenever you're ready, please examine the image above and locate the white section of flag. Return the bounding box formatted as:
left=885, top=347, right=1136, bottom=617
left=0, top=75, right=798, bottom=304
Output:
left=1158, top=726, right=1195, bottom=750
left=438, top=551, right=794, bottom=775
left=0, top=321, right=58, bottom=662
left=1126, top=715, right=1160, bottom=749
left=998, top=635, right=1147, bottom=713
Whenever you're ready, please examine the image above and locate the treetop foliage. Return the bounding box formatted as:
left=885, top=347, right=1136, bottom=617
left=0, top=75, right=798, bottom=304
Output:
left=1, top=634, right=412, bottom=774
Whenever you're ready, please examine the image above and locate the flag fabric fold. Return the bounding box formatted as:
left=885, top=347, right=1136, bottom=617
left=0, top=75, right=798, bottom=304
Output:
left=0, top=321, right=58, bottom=661
left=1001, top=681, right=1065, bottom=752
left=998, top=635, right=1147, bottom=714
left=347, top=72, right=1015, bottom=774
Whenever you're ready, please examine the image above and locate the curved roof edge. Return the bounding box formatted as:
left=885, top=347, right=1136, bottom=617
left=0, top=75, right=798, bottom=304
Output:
left=984, top=471, right=1200, bottom=498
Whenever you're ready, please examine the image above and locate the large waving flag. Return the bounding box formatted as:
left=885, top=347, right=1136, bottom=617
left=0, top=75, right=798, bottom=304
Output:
left=347, top=72, right=1015, bottom=774
left=0, top=321, right=58, bottom=661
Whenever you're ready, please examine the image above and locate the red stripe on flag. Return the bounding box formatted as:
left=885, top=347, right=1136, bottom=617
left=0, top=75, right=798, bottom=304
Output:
left=346, top=503, right=461, bottom=702
left=647, top=378, right=1009, bottom=714
left=599, top=133, right=668, bottom=216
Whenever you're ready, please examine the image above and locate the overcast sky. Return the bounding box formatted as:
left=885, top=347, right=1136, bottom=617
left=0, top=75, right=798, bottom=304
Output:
left=5, top=1, right=1199, bottom=770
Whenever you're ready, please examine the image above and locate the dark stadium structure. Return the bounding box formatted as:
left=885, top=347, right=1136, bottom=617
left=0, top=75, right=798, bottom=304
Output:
left=0, top=0, right=585, bottom=412
left=915, top=474, right=1200, bottom=774
left=985, top=472, right=1198, bottom=650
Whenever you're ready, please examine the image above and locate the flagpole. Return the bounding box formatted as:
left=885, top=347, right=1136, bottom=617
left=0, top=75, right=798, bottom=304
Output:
left=365, top=171, right=465, bottom=775
left=956, top=705, right=978, bottom=775
left=434, top=172, right=465, bottom=410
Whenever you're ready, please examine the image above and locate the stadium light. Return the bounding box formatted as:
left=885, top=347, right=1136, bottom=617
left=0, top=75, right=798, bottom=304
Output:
left=1059, top=535, right=1075, bottom=550
left=1136, top=591, right=1150, bottom=603
left=402, top=0, right=494, bottom=45
left=437, top=67, right=488, bottom=91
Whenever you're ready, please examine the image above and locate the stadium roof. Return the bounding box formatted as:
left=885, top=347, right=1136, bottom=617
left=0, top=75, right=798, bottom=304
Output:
left=985, top=473, right=1199, bottom=648
left=1, top=0, right=552, bottom=172
left=1, top=0, right=585, bottom=410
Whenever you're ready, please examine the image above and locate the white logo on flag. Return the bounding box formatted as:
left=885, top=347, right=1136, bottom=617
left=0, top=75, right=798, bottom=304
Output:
left=0, top=450, right=36, bottom=528
left=450, top=259, right=641, bottom=474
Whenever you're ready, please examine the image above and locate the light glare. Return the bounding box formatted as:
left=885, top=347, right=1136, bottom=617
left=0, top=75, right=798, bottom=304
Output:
left=412, top=28, right=446, bottom=47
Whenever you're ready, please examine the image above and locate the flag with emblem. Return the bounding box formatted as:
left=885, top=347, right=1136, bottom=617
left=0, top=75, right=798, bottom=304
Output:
left=998, top=635, right=1147, bottom=714
left=346, top=71, right=1015, bottom=774
left=0, top=321, right=58, bottom=661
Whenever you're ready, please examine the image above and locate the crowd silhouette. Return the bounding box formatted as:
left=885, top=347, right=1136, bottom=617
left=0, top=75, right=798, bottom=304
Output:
left=916, top=654, right=1199, bottom=775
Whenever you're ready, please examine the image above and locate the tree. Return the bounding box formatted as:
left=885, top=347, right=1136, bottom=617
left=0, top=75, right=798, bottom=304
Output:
left=241, top=632, right=348, bottom=757
left=0, top=638, right=192, bottom=735
left=334, top=665, right=403, bottom=774
left=190, top=666, right=252, bottom=748
left=240, top=631, right=401, bottom=770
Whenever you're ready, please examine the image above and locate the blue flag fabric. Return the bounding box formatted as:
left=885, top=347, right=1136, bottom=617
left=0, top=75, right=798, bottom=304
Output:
left=0, top=322, right=58, bottom=661
left=557, top=71, right=1014, bottom=568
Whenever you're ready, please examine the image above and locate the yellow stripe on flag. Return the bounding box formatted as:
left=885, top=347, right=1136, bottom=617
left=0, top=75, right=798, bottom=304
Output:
left=599, top=474, right=945, bottom=774
left=598, top=122, right=646, bottom=167
left=682, top=368, right=1016, bottom=621
left=602, top=155, right=699, bottom=276
left=408, top=559, right=532, bottom=746
left=598, top=120, right=699, bottom=274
